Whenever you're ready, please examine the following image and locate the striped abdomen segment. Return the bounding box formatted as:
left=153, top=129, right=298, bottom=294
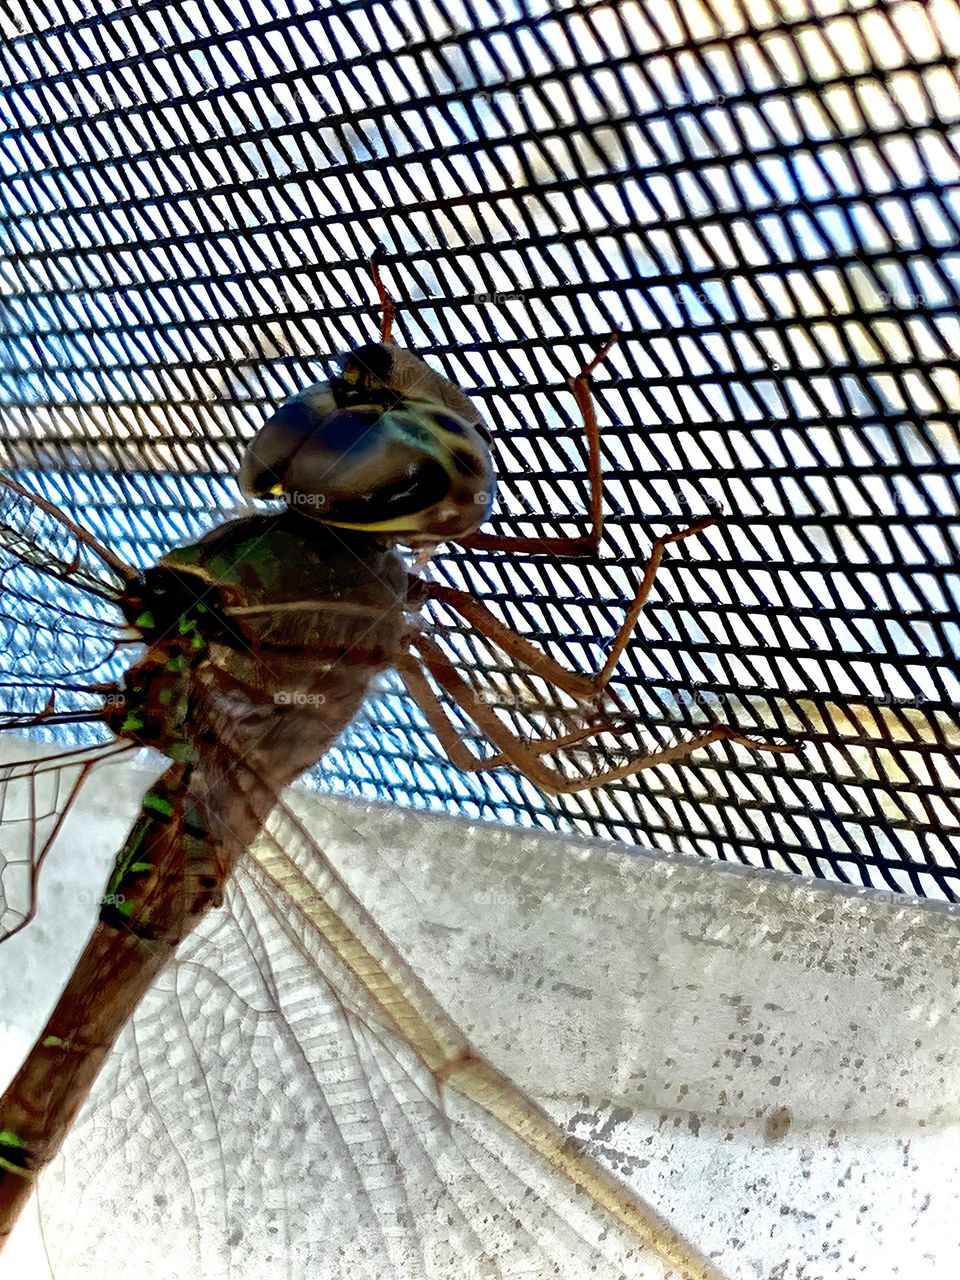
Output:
left=0, top=760, right=226, bottom=1243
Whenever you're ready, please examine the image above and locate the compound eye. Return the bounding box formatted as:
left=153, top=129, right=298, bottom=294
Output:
left=241, top=401, right=384, bottom=499
left=429, top=410, right=493, bottom=445
left=240, top=391, right=495, bottom=544
left=239, top=400, right=314, bottom=496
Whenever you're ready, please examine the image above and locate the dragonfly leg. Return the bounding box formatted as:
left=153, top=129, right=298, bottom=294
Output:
left=410, top=515, right=718, bottom=702
left=396, top=653, right=623, bottom=772
left=456, top=329, right=620, bottom=556
left=400, top=636, right=793, bottom=795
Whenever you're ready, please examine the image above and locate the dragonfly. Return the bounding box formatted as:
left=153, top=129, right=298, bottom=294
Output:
left=0, top=265, right=791, bottom=1278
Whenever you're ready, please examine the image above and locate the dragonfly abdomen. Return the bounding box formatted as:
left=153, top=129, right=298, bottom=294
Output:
left=99, top=775, right=226, bottom=942
left=0, top=761, right=233, bottom=1236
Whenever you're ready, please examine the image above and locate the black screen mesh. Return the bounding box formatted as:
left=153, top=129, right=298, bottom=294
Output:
left=1, top=0, right=958, bottom=898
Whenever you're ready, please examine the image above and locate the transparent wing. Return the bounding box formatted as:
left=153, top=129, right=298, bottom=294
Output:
left=0, top=479, right=135, bottom=938
left=0, top=476, right=130, bottom=724
left=34, top=793, right=688, bottom=1280
left=0, top=474, right=132, bottom=603
left=10, top=756, right=960, bottom=1279
left=0, top=744, right=132, bottom=941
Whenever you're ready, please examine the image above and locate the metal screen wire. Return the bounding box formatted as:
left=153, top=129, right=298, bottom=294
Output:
left=1, top=0, right=958, bottom=900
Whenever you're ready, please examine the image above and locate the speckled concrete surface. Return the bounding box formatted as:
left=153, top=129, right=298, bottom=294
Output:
left=286, top=791, right=960, bottom=1278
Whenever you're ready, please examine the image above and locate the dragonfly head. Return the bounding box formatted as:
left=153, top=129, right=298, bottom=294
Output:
left=239, top=344, right=496, bottom=546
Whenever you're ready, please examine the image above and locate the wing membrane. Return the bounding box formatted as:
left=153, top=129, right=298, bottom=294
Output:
left=0, top=475, right=134, bottom=600
left=0, top=744, right=131, bottom=940
left=34, top=788, right=701, bottom=1280
left=0, top=479, right=130, bottom=730
left=0, top=480, right=137, bottom=937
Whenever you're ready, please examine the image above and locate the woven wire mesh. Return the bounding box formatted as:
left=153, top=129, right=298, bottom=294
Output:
left=0, top=0, right=958, bottom=898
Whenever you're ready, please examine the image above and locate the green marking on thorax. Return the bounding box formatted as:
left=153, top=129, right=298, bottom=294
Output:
left=206, top=553, right=236, bottom=581
left=0, top=1130, right=27, bottom=1149
left=223, top=537, right=283, bottom=587
left=184, top=803, right=206, bottom=837
left=42, top=1035, right=66, bottom=1048
left=144, top=790, right=174, bottom=818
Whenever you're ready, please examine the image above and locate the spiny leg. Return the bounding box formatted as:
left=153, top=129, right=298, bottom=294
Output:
left=365, top=265, right=618, bottom=559
left=396, top=652, right=626, bottom=772
left=401, top=635, right=793, bottom=797
left=457, top=330, right=619, bottom=557
left=410, top=516, right=718, bottom=702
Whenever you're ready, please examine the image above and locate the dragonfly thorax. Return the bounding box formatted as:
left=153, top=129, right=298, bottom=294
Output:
left=106, top=581, right=212, bottom=761
left=107, top=514, right=408, bottom=787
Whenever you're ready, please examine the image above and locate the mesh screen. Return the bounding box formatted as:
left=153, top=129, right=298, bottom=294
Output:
left=1, top=0, right=958, bottom=899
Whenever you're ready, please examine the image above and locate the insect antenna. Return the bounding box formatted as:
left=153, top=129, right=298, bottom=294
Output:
left=369, top=249, right=395, bottom=343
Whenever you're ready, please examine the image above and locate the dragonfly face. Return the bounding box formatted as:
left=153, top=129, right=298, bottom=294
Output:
left=239, top=341, right=496, bottom=545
